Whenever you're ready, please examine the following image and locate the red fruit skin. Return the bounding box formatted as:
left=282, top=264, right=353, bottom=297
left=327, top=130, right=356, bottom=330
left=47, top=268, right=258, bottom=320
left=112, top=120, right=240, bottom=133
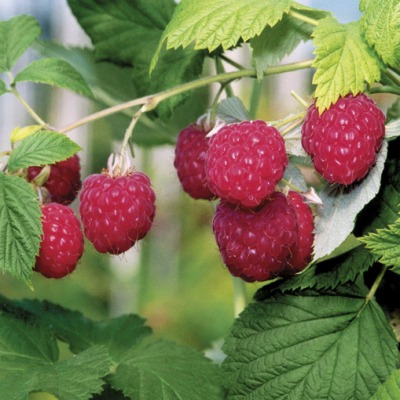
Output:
left=174, top=124, right=215, bottom=200
left=79, top=172, right=156, bottom=255
left=205, top=120, right=288, bottom=208
left=285, top=191, right=314, bottom=274
left=212, top=192, right=298, bottom=282
left=35, top=203, right=84, bottom=279
left=302, top=93, right=386, bottom=185
left=28, top=154, right=82, bottom=205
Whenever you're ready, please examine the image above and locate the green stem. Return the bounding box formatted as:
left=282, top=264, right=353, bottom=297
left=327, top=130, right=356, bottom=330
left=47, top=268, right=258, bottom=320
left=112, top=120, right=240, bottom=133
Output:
left=280, top=178, right=303, bottom=193
left=232, top=277, right=247, bottom=318
left=272, top=111, right=305, bottom=129
left=209, top=83, right=227, bottom=126
left=119, top=105, right=145, bottom=164
left=280, top=118, right=303, bottom=136
left=289, top=10, right=319, bottom=26
left=59, top=59, right=314, bottom=134
left=357, top=265, right=388, bottom=318
left=370, top=85, right=400, bottom=96
left=219, top=54, right=246, bottom=70
left=215, top=57, right=234, bottom=98
left=291, top=90, right=309, bottom=108
left=10, top=85, right=47, bottom=126
left=385, top=68, right=400, bottom=87
left=249, top=80, right=262, bottom=119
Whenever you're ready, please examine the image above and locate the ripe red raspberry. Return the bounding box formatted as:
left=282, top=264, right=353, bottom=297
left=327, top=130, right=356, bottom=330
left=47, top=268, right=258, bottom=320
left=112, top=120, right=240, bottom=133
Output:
left=205, top=120, right=288, bottom=208
left=285, top=191, right=314, bottom=274
left=28, top=154, right=82, bottom=204
left=302, top=93, right=385, bottom=185
left=212, top=192, right=298, bottom=282
left=79, top=171, right=156, bottom=255
left=174, top=124, right=214, bottom=200
left=35, top=203, right=84, bottom=279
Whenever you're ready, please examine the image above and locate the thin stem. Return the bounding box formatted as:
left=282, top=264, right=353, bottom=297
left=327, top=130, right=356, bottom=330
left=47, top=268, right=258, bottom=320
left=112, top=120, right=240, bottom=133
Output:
left=249, top=80, right=262, bottom=119
left=59, top=59, right=314, bottom=134
left=209, top=83, right=227, bottom=126
left=119, top=105, right=145, bottom=160
left=370, top=85, right=400, bottom=96
left=232, top=277, right=247, bottom=318
left=10, top=86, right=47, bottom=126
left=216, top=57, right=234, bottom=97
left=219, top=54, right=246, bottom=70
left=289, top=10, right=319, bottom=26
left=280, top=178, right=303, bottom=193
left=272, top=111, right=305, bottom=129
left=357, top=265, right=388, bottom=318
left=291, top=90, right=309, bottom=108
left=280, top=118, right=303, bottom=136
left=385, top=68, right=400, bottom=87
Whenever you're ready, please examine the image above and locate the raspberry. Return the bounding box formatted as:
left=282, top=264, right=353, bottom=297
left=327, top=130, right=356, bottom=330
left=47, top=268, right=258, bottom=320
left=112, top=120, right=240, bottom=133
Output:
left=79, top=171, right=156, bottom=255
left=174, top=124, right=214, bottom=200
left=35, top=203, right=84, bottom=279
left=28, top=154, right=82, bottom=204
left=212, top=192, right=298, bottom=282
left=205, top=120, right=288, bottom=208
left=302, top=93, right=385, bottom=185
left=285, top=191, right=314, bottom=274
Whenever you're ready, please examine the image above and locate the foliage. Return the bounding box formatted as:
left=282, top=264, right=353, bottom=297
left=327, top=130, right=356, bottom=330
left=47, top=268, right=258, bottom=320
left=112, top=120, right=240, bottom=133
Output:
left=0, top=1, right=400, bottom=398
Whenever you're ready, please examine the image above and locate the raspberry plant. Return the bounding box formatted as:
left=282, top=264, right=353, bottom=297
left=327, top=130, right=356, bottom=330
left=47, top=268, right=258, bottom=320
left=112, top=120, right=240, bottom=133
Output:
left=1, top=1, right=400, bottom=399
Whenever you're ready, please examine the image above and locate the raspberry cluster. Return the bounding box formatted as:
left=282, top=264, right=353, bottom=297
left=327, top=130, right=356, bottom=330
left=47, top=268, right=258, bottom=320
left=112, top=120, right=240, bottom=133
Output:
left=213, top=191, right=314, bottom=282
left=174, top=119, right=314, bottom=282
left=302, top=93, right=386, bottom=185
left=32, top=153, right=156, bottom=278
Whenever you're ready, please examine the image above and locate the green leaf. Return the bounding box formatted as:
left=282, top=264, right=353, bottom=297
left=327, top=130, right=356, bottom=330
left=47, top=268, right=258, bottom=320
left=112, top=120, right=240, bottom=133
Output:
left=360, top=217, right=400, bottom=269
left=223, top=287, right=398, bottom=399
left=0, top=15, right=41, bottom=72
left=151, top=0, right=293, bottom=70
left=14, top=58, right=93, bottom=97
left=360, top=0, right=400, bottom=67
left=251, top=5, right=328, bottom=79
left=371, top=370, right=400, bottom=399
left=312, top=18, right=381, bottom=112
left=67, top=0, right=205, bottom=120
left=109, top=339, right=226, bottom=400
left=0, top=173, right=41, bottom=283
left=216, top=96, right=250, bottom=123
left=0, top=79, right=8, bottom=95
left=8, top=130, right=81, bottom=172
left=312, top=141, right=387, bottom=261
left=0, top=312, right=111, bottom=400
left=1, top=297, right=152, bottom=361
left=255, top=245, right=376, bottom=299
